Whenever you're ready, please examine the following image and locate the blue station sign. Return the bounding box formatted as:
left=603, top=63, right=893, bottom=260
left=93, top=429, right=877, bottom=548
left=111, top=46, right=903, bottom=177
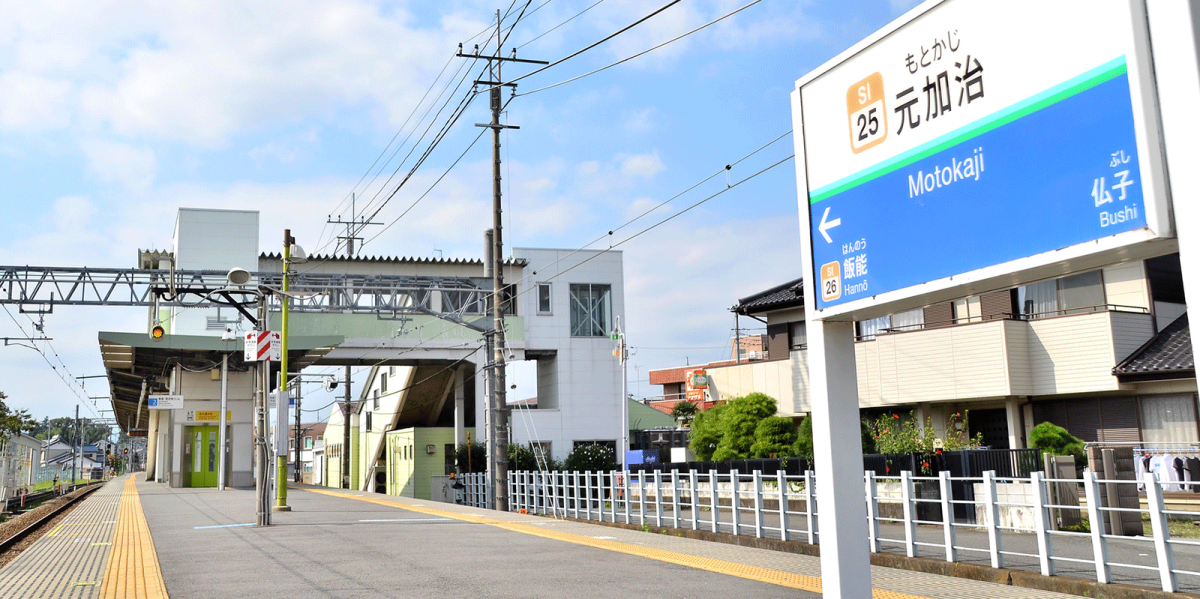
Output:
left=795, top=0, right=1169, bottom=314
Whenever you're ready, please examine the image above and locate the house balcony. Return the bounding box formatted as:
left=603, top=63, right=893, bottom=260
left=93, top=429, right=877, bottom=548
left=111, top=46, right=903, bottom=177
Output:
left=704, top=306, right=1155, bottom=416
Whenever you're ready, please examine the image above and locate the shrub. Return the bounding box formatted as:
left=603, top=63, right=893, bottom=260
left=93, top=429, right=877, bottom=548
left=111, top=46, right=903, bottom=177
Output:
left=563, top=443, right=617, bottom=472
left=750, top=416, right=797, bottom=458
left=455, top=441, right=487, bottom=473
left=794, top=414, right=877, bottom=463
left=711, top=393, right=778, bottom=460
left=1029, top=421, right=1085, bottom=463
left=689, top=403, right=727, bottom=461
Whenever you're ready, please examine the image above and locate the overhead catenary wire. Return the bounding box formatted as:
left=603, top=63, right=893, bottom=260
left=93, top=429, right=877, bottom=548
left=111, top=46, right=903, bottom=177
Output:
left=516, top=0, right=764, bottom=96
left=1, top=305, right=101, bottom=418
left=504, top=0, right=682, bottom=87
left=316, top=8, right=526, bottom=256
left=339, top=1, right=538, bottom=250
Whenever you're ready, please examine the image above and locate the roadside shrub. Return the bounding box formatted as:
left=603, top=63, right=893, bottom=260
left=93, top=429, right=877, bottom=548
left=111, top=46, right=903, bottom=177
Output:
left=1029, top=421, right=1085, bottom=463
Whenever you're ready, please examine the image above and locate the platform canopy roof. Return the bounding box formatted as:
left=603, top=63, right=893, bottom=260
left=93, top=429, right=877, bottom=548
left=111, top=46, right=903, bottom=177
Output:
left=98, top=331, right=342, bottom=435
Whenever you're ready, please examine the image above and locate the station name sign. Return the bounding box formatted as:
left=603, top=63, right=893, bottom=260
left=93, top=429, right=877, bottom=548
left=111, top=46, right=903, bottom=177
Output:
left=794, top=0, right=1169, bottom=316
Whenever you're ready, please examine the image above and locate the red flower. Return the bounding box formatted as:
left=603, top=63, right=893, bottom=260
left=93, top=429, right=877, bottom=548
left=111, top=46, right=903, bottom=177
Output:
left=882, top=429, right=890, bottom=434
left=935, top=449, right=942, bottom=455
left=955, top=412, right=961, bottom=418
left=885, top=467, right=890, bottom=473
left=922, top=462, right=930, bottom=468
left=893, top=414, right=900, bottom=419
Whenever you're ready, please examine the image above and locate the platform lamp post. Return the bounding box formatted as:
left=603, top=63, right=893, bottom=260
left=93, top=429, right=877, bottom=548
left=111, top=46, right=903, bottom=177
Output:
left=612, top=316, right=628, bottom=469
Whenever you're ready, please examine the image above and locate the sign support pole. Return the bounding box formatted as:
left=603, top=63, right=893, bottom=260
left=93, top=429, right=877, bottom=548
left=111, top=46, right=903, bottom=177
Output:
left=793, top=88, right=873, bottom=599
left=1147, top=1, right=1200, bottom=343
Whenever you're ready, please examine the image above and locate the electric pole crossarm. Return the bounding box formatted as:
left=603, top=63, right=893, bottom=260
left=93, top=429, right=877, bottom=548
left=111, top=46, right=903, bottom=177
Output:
left=456, top=53, right=549, bottom=65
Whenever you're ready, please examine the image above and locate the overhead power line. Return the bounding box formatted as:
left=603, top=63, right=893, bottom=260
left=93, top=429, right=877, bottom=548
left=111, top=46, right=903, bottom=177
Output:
left=516, top=0, right=606, bottom=49
left=518, top=0, right=764, bottom=96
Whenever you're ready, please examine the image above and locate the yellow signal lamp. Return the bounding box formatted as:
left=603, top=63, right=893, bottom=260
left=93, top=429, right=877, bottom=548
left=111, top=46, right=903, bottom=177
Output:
left=151, top=324, right=166, bottom=341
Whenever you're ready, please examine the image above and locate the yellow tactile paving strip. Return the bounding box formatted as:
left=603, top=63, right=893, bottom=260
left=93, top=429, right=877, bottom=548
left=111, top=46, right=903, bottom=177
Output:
left=0, top=482, right=119, bottom=598
left=306, top=487, right=929, bottom=599
left=98, top=477, right=168, bottom=599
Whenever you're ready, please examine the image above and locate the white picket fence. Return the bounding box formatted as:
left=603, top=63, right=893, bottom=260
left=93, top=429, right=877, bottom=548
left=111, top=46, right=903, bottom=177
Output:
left=462, top=469, right=1200, bottom=593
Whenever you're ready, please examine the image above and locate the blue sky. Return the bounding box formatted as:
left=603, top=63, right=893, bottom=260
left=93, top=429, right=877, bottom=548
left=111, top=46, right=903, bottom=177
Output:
left=0, top=0, right=921, bottom=424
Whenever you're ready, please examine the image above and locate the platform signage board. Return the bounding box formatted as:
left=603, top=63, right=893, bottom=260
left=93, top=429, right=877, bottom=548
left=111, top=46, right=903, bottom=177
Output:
left=795, top=0, right=1170, bottom=316
left=148, top=395, right=183, bottom=410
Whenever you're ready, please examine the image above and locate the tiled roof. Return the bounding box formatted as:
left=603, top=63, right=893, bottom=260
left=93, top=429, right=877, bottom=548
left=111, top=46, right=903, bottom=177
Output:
left=1113, top=313, right=1193, bottom=381
left=730, top=277, right=804, bottom=315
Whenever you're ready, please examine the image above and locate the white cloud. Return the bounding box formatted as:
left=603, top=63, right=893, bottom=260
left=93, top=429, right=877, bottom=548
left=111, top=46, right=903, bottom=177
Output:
left=3, top=1, right=489, bottom=146
left=249, top=130, right=319, bottom=167
left=81, top=139, right=157, bottom=193
left=619, top=151, right=665, bottom=178
left=0, top=72, right=72, bottom=130
left=621, top=213, right=801, bottom=374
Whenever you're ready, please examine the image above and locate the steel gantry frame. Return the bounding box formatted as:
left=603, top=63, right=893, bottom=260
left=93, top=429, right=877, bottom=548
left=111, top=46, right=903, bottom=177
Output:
left=0, top=265, right=498, bottom=322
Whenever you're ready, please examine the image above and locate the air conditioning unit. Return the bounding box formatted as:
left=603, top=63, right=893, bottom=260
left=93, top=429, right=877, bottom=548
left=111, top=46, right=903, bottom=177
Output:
left=747, top=351, right=762, bottom=360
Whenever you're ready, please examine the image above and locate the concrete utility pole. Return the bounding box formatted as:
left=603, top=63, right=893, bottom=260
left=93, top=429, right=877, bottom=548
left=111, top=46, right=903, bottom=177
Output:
left=294, top=379, right=302, bottom=483
left=327, top=210, right=376, bottom=490
left=482, top=230, right=495, bottom=504
left=457, top=8, right=547, bottom=514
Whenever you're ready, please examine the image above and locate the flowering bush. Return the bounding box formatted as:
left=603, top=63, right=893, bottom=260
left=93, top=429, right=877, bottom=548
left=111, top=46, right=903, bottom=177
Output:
left=866, top=410, right=983, bottom=455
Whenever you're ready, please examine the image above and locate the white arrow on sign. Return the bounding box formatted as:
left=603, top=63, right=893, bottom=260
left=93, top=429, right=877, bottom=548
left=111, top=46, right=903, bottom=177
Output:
left=818, top=206, right=841, bottom=243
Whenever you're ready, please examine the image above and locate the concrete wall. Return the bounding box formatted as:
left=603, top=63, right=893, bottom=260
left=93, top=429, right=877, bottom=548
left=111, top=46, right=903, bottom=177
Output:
left=509, top=248, right=625, bottom=460
left=704, top=309, right=1157, bottom=411
left=167, top=367, right=255, bottom=488
left=170, top=208, right=259, bottom=336
left=386, top=427, right=455, bottom=499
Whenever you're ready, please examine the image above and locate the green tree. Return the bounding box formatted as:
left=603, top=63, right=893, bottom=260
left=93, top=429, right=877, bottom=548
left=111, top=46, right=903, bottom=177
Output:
left=749, top=416, right=797, bottom=458
left=1029, top=421, right=1085, bottom=463
left=670, top=400, right=699, bottom=427
left=688, top=403, right=727, bottom=460
left=0, top=392, right=35, bottom=438
left=28, top=416, right=110, bottom=444
left=711, top=393, right=777, bottom=461
left=563, top=443, right=617, bottom=472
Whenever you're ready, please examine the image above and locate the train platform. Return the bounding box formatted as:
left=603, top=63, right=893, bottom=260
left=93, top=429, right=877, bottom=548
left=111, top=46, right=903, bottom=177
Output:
left=0, top=474, right=1087, bottom=598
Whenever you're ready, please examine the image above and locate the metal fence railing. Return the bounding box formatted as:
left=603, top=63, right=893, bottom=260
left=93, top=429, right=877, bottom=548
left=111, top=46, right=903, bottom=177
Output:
left=478, top=468, right=1200, bottom=594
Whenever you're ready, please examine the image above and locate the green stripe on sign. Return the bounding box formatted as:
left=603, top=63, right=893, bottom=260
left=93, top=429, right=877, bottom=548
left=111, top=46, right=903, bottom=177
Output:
left=809, top=56, right=1128, bottom=204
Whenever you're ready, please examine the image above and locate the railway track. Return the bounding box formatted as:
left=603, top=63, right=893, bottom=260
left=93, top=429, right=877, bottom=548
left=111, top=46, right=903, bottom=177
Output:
left=0, top=483, right=104, bottom=565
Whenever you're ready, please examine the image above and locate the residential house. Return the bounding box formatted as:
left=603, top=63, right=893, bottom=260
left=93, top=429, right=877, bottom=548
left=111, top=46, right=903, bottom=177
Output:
left=651, top=253, right=1197, bottom=451
left=286, top=422, right=326, bottom=484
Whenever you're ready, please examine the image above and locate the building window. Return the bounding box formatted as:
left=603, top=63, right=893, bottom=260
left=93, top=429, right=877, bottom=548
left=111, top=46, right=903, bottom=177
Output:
left=857, top=315, right=890, bottom=340
left=569, top=284, right=611, bottom=337
left=1140, top=395, right=1199, bottom=444
left=380, top=373, right=387, bottom=394
left=890, top=307, right=924, bottom=332
left=953, top=296, right=982, bottom=324
left=373, top=389, right=380, bottom=411
left=788, top=321, right=807, bottom=351
left=1018, top=270, right=1105, bottom=318
left=304, top=436, right=313, bottom=449
left=532, top=441, right=552, bottom=464
left=389, top=366, right=396, bottom=376
left=365, top=412, right=373, bottom=431
left=537, top=283, right=552, bottom=315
